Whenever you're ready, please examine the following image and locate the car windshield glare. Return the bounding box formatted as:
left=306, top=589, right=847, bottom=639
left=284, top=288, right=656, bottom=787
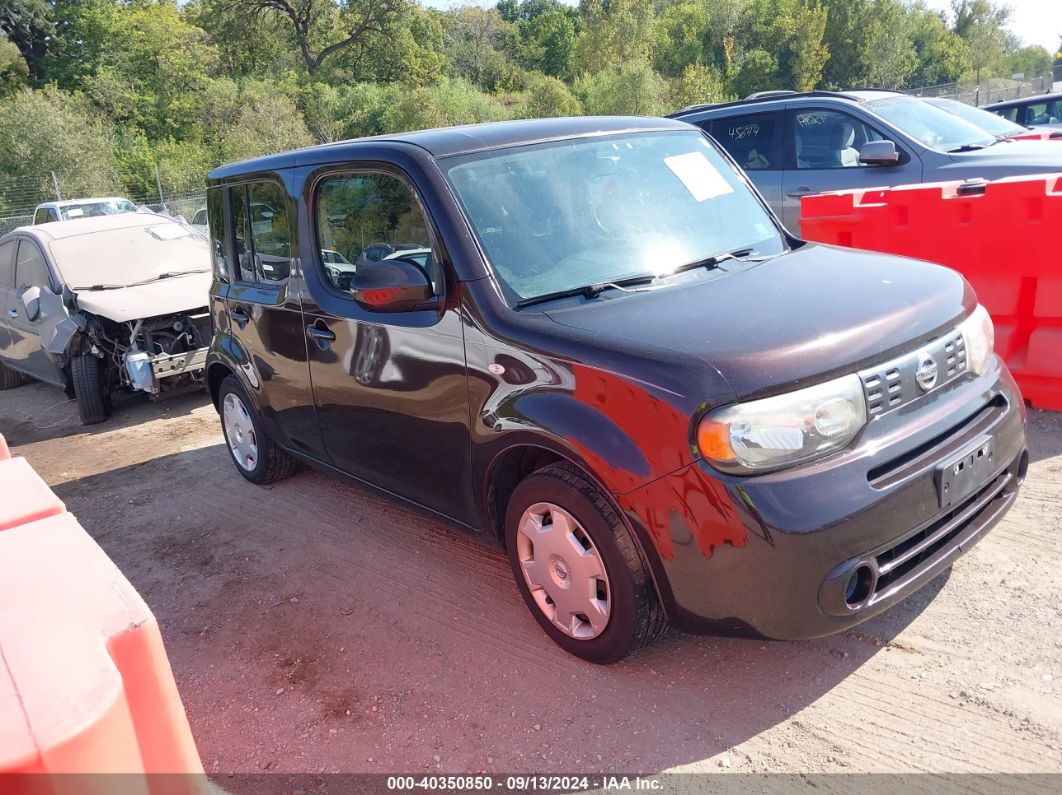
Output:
left=866, top=96, right=996, bottom=151
left=441, top=130, right=786, bottom=304
left=929, top=98, right=1025, bottom=138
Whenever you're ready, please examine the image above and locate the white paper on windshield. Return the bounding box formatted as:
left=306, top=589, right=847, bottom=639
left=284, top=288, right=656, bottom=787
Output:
left=66, top=208, right=84, bottom=218
left=664, top=152, right=733, bottom=202
left=146, top=223, right=191, bottom=241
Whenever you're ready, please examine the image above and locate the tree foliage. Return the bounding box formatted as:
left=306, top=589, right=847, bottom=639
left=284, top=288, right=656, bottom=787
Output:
left=0, top=0, right=1048, bottom=209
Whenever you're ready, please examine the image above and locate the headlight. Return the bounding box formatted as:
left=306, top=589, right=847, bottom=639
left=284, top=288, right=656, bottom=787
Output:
left=958, top=304, right=994, bottom=376
left=697, top=374, right=867, bottom=474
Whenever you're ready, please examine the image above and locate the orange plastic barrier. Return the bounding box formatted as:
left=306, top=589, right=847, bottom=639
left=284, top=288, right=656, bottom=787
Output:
left=800, top=173, right=1062, bottom=411
left=0, top=435, right=207, bottom=793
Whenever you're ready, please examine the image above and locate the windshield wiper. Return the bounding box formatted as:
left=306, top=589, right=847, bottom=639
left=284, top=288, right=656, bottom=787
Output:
left=947, top=143, right=987, bottom=153
left=73, top=269, right=208, bottom=291
left=667, top=247, right=756, bottom=277
left=515, top=274, right=657, bottom=308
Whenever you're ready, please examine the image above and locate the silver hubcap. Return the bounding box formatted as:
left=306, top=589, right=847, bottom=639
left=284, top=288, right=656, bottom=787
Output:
left=516, top=502, right=610, bottom=639
left=222, top=392, right=258, bottom=472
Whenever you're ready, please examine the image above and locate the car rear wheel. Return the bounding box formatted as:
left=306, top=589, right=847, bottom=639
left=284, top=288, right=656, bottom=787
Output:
left=70, top=354, right=111, bottom=425
left=505, top=462, right=666, bottom=663
left=0, top=361, right=24, bottom=390
left=219, top=375, right=298, bottom=485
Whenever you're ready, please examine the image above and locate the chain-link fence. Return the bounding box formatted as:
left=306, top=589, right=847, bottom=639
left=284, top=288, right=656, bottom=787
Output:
left=0, top=172, right=207, bottom=236
left=905, top=64, right=1061, bottom=107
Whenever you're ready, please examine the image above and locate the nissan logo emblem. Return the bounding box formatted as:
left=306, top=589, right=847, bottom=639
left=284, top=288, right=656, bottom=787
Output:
left=915, top=352, right=938, bottom=392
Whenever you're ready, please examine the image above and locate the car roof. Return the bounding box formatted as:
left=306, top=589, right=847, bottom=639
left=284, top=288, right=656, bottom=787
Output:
left=984, top=91, right=1062, bottom=110
left=668, top=88, right=904, bottom=118
left=36, top=197, right=133, bottom=209
left=208, top=116, right=693, bottom=180
left=8, top=212, right=177, bottom=245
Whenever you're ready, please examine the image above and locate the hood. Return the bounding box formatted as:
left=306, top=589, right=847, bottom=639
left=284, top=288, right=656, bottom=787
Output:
left=945, top=139, right=1062, bottom=166
left=73, top=272, right=212, bottom=323
left=544, top=243, right=972, bottom=400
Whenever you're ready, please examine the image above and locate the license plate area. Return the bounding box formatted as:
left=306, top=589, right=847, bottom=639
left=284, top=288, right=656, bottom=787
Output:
left=935, top=435, right=995, bottom=509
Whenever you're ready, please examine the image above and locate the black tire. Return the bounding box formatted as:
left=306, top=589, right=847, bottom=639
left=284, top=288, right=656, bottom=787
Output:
left=70, top=354, right=111, bottom=425
left=218, top=375, right=298, bottom=485
left=0, top=361, right=23, bottom=390
left=505, top=462, right=667, bottom=664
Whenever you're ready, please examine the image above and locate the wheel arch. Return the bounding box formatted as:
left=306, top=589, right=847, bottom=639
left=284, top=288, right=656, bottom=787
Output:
left=482, top=438, right=673, bottom=621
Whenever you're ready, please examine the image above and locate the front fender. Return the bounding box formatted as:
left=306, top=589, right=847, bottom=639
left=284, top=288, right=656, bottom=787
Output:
left=206, top=331, right=262, bottom=413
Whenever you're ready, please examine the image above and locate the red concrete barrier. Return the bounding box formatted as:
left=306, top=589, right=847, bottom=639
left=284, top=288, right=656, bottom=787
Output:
left=0, top=435, right=207, bottom=792
left=800, top=173, right=1062, bottom=411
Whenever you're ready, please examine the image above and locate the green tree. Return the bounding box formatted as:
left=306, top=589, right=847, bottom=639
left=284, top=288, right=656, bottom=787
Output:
left=653, top=1, right=712, bottom=78
left=517, top=6, right=577, bottom=80
left=727, top=49, right=779, bottom=97
left=0, top=0, right=52, bottom=81
left=218, top=93, right=314, bottom=161
left=909, top=6, right=969, bottom=86
left=443, top=6, right=514, bottom=91
left=519, top=74, right=582, bottom=117
left=788, top=1, right=830, bottom=90
left=221, top=0, right=410, bottom=76
left=862, top=0, right=918, bottom=88
left=953, top=0, right=1010, bottom=84
left=574, top=60, right=668, bottom=116
left=1005, top=46, right=1052, bottom=79
left=574, top=0, right=655, bottom=75
left=672, top=62, right=728, bottom=109
left=0, top=38, right=29, bottom=98
left=0, top=87, right=120, bottom=203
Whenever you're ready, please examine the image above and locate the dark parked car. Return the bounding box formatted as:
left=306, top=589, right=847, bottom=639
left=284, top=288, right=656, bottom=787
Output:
left=984, top=92, right=1062, bottom=129
left=204, top=117, right=1027, bottom=663
left=925, top=97, right=1062, bottom=140
left=669, top=89, right=1062, bottom=229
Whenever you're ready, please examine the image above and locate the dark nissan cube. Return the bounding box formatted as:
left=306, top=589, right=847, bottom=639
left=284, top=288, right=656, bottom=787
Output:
left=205, top=117, right=1027, bottom=663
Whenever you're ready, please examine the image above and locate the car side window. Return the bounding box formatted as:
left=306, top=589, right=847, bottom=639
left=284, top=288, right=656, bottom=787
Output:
left=229, top=181, right=292, bottom=285
left=207, top=187, right=230, bottom=284
left=794, top=110, right=884, bottom=169
left=0, top=240, right=14, bottom=286
left=707, top=113, right=781, bottom=171
left=15, top=239, right=50, bottom=291
left=1027, top=100, right=1062, bottom=126
left=33, top=208, right=49, bottom=225
left=314, top=172, right=438, bottom=296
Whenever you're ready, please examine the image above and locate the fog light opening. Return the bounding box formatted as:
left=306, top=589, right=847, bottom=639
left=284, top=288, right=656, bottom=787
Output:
left=1017, top=450, right=1029, bottom=485
left=844, top=564, right=876, bottom=608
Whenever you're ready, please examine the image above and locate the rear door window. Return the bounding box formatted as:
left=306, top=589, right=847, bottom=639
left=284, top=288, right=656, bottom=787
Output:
left=0, top=239, right=14, bottom=286
left=1026, top=99, right=1062, bottom=126
left=708, top=112, right=782, bottom=171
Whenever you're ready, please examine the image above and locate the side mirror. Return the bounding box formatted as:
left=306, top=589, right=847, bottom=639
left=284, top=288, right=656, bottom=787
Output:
left=858, top=140, right=901, bottom=166
left=350, top=257, right=433, bottom=312
left=21, top=285, right=42, bottom=322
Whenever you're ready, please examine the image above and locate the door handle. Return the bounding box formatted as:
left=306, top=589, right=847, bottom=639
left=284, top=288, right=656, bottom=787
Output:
left=306, top=323, right=336, bottom=346
left=786, top=186, right=813, bottom=198
left=229, top=306, right=250, bottom=328
left=7, top=309, right=16, bottom=318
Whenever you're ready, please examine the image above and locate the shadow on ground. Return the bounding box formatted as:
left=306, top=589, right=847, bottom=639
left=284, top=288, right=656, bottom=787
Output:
left=49, top=441, right=947, bottom=777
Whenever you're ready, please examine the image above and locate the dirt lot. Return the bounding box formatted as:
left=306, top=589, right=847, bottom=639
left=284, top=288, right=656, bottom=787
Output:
left=2, top=381, right=1061, bottom=776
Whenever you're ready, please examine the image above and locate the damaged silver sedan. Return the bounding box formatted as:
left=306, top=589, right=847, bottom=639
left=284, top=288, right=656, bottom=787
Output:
left=0, top=214, right=211, bottom=424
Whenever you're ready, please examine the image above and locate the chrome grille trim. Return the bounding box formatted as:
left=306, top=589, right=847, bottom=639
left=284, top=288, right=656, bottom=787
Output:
left=859, top=329, right=967, bottom=416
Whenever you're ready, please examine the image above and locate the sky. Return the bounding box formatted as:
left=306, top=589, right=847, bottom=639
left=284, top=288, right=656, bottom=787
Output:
left=422, top=0, right=1062, bottom=56
left=925, top=0, right=1062, bottom=55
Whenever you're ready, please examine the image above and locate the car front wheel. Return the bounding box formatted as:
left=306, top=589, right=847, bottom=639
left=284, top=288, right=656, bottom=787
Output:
left=0, top=360, right=24, bottom=390
left=70, top=354, right=111, bottom=425
left=218, top=375, right=298, bottom=485
left=505, top=463, right=666, bottom=664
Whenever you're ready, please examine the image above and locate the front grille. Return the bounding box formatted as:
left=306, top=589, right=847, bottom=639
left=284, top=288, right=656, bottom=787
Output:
left=872, top=470, right=1011, bottom=597
left=860, top=329, right=967, bottom=416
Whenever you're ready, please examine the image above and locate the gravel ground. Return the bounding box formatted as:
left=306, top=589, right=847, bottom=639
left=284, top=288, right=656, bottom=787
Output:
left=1, top=382, right=1060, bottom=776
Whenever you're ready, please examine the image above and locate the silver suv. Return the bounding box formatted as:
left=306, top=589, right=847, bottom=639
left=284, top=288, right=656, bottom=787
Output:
left=669, top=89, right=1062, bottom=230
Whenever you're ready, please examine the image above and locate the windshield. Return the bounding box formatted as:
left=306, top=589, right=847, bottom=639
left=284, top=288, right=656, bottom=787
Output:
left=927, top=98, right=1026, bottom=138
left=49, top=221, right=209, bottom=289
left=59, top=199, right=138, bottom=221
left=441, top=130, right=785, bottom=304
left=865, top=95, right=996, bottom=152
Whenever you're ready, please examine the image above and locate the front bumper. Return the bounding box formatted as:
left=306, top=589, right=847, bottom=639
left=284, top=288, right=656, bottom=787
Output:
left=125, top=347, right=208, bottom=395
left=621, top=358, right=1027, bottom=640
